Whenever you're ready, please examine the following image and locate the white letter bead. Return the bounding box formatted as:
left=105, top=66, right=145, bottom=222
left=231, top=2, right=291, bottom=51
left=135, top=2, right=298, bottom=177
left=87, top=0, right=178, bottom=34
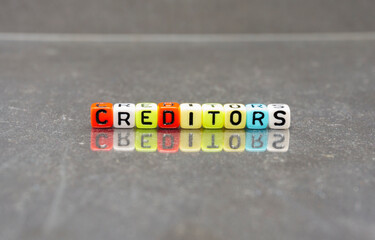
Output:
left=113, top=103, right=136, bottom=128
left=268, top=104, right=291, bottom=129
left=179, top=103, right=202, bottom=129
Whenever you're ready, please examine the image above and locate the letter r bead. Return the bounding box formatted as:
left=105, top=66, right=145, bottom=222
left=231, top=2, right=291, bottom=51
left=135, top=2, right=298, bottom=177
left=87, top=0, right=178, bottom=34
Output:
left=113, top=103, right=135, bottom=128
left=91, top=102, right=113, bottom=128
left=268, top=104, right=291, bottom=129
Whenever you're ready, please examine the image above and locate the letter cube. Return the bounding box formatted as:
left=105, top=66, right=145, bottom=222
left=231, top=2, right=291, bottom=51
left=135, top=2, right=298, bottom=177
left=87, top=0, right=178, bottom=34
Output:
left=245, top=129, right=268, bottom=152
left=246, top=104, right=269, bottom=129
left=113, top=129, right=135, bottom=151
left=91, top=102, right=113, bottom=128
left=179, top=103, right=202, bottom=129
left=224, top=103, right=246, bottom=129
left=268, top=104, right=291, bottom=129
left=224, top=130, right=245, bottom=152
left=180, top=129, right=202, bottom=152
left=90, top=129, right=113, bottom=151
left=267, top=130, right=290, bottom=152
left=135, top=129, right=157, bottom=152
left=135, top=103, right=158, bottom=129
left=202, top=103, right=224, bottom=129
left=157, top=102, right=180, bottom=129
left=201, top=129, right=223, bottom=152
left=113, top=103, right=135, bottom=128
left=157, top=129, right=180, bottom=153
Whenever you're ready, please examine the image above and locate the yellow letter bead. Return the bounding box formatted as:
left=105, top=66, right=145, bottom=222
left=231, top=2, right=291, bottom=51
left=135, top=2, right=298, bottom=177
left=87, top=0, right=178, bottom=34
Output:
left=202, top=103, right=224, bottom=129
left=223, top=130, right=245, bottom=152
left=179, top=129, right=202, bottom=152
left=201, top=129, right=223, bottom=152
left=179, top=103, right=202, bottom=129
left=223, top=103, right=246, bottom=129
left=135, top=103, right=158, bottom=128
left=135, top=129, right=157, bottom=152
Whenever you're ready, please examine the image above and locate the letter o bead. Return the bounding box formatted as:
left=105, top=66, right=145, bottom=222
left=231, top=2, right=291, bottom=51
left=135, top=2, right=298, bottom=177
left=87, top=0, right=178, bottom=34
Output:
left=113, top=103, right=135, bottom=128
left=268, top=104, right=291, bottom=129
left=157, top=102, right=180, bottom=129
left=91, top=102, right=113, bottom=128
left=202, top=103, right=224, bottom=129
left=224, top=103, right=246, bottom=129
left=135, top=103, right=158, bottom=129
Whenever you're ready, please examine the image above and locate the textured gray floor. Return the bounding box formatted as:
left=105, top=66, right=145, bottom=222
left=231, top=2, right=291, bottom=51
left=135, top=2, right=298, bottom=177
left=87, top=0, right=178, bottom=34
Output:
left=0, top=36, right=375, bottom=240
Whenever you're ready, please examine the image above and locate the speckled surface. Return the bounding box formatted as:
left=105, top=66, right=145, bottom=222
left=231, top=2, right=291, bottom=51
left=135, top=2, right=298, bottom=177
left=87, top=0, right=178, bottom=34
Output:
left=0, top=37, right=375, bottom=240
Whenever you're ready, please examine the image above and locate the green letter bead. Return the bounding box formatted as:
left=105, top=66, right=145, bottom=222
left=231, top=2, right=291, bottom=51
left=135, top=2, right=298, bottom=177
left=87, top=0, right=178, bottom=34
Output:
left=135, top=103, right=158, bottom=128
left=202, top=103, right=224, bottom=129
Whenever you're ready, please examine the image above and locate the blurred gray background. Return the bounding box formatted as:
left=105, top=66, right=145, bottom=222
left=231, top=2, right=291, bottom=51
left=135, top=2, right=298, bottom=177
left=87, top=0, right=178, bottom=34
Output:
left=1, top=0, right=374, bottom=34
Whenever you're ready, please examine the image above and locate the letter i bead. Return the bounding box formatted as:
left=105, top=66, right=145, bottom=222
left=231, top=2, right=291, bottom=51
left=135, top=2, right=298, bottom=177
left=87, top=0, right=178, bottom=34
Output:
left=268, top=104, right=291, bottom=129
left=246, top=104, right=268, bottom=129
left=158, top=102, right=180, bottom=128
left=224, top=103, right=246, bottom=129
left=135, top=103, right=158, bottom=129
left=113, top=103, right=135, bottom=128
left=179, top=103, right=202, bottom=129
left=91, top=102, right=113, bottom=128
left=202, top=103, right=225, bottom=129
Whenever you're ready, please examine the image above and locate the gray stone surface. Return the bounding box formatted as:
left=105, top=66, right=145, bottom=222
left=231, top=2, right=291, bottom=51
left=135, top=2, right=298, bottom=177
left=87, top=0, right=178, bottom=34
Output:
left=0, top=36, right=375, bottom=240
left=0, top=0, right=375, bottom=34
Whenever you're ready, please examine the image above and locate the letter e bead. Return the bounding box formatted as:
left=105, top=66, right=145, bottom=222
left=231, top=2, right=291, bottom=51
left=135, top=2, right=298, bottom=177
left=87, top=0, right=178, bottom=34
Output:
left=135, top=103, right=158, bottom=128
left=268, top=104, right=291, bottom=129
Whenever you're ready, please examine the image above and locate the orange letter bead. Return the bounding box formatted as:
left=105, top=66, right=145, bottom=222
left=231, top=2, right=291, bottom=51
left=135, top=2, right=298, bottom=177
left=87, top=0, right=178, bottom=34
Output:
left=91, top=102, right=113, bottom=128
left=157, top=102, right=180, bottom=129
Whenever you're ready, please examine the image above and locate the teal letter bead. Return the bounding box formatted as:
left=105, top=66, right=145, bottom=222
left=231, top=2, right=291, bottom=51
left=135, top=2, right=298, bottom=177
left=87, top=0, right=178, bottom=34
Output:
left=245, top=129, right=268, bottom=152
left=246, top=104, right=269, bottom=129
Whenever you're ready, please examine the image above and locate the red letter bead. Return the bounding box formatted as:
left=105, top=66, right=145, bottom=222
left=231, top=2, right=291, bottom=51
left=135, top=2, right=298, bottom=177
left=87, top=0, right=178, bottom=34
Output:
left=157, top=102, right=180, bottom=129
left=90, top=129, right=113, bottom=151
left=157, top=129, right=180, bottom=153
left=91, top=102, right=113, bottom=128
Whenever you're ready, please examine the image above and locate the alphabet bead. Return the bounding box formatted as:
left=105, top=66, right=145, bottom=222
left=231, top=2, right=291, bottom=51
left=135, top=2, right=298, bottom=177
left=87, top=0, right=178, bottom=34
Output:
left=135, top=103, right=158, bottom=129
left=113, top=103, right=135, bottom=128
left=157, top=129, right=180, bottom=153
left=179, top=103, right=202, bottom=129
left=201, top=129, right=223, bottom=152
left=268, top=104, right=291, bottom=129
left=91, top=102, right=113, bottom=128
left=224, top=103, right=246, bottom=129
left=158, top=102, right=180, bottom=129
left=224, top=130, right=245, bottom=152
left=202, top=103, right=225, bottom=129
left=90, top=129, right=113, bottom=151
left=179, top=129, right=202, bottom=152
left=113, top=129, right=135, bottom=151
left=267, top=130, right=290, bottom=152
left=246, top=104, right=269, bottom=129
left=245, top=129, right=268, bottom=152
left=135, top=129, right=157, bottom=152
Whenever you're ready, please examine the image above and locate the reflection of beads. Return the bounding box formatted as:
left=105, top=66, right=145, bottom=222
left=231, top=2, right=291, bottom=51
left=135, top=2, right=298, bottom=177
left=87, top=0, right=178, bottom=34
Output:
left=91, top=102, right=290, bottom=129
left=90, top=128, right=290, bottom=153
